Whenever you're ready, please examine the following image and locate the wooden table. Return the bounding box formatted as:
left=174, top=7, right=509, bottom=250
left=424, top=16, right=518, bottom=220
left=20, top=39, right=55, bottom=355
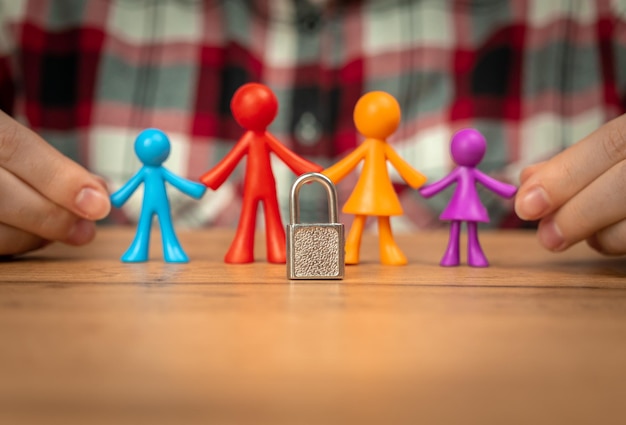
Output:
left=1, top=228, right=626, bottom=425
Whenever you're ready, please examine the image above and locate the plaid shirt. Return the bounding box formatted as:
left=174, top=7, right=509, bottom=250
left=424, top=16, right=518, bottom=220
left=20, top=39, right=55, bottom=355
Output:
left=1, top=0, right=625, bottom=230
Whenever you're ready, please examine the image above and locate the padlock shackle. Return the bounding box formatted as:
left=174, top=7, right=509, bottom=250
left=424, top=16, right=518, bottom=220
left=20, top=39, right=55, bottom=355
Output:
left=290, top=172, right=339, bottom=225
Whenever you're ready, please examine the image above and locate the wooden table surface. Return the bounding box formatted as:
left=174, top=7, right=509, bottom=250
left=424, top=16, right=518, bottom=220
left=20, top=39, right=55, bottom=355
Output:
left=1, top=227, right=626, bottom=425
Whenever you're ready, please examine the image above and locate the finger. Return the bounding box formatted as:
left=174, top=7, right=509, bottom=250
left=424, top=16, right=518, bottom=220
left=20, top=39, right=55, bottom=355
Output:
left=516, top=114, right=626, bottom=221
left=535, top=159, right=626, bottom=251
left=92, top=174, right=109, bottom=192
left=0, top=111, right=110, bottom=220
left=586, top=219, right=626, bottom=256
left=519, top=161, right=546, bottom=185
left=0, top=166, right=96, bottom=244
left=0, top=223, right=48, bottom=257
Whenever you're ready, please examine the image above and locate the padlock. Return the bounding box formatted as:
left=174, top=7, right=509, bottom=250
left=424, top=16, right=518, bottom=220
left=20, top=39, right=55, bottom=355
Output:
left=286, top=172, right=345, bottom=280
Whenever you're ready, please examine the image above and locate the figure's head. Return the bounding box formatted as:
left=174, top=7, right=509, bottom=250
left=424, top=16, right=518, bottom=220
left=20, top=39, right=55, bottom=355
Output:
left=230, top=83, right=278, bottom=132
left=450, top=128, right=487, bottom=167
left=134, top=128, right=171, bottom=166
left=353, top=91, right=401, bottom=140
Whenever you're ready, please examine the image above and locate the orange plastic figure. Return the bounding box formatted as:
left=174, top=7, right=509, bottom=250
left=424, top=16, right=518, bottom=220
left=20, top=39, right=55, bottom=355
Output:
left=200, top=83, right=322, bottom=264
left=323, top=91, right=427, bottom=265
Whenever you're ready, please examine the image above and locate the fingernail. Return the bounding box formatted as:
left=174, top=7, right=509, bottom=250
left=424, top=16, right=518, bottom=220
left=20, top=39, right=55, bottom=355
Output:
left=66, top=219, right=96, bottom=245
left=517, top=186, right=550, bottom=220
left=75, top=187, right=111, bottom=219
left=539, top=219, right=567, bottom=251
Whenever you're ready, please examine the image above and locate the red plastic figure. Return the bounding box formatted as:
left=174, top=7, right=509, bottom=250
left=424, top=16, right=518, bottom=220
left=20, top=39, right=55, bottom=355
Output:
left=200, top=83, right=322, bottom=263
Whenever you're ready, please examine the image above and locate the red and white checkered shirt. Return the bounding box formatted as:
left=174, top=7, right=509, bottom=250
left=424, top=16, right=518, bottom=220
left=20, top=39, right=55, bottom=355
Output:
left=1, top=0, right=625, bottom=229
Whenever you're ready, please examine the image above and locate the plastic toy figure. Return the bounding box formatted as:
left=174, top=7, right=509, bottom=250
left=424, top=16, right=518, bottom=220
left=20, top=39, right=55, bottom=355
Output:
left=419, top=128, right=517, bottom=267
left=110, top=128, right=206, bottom=263
left=323, top=91, right=427, bottom=266
left=200, top=83, right=322, bottom=264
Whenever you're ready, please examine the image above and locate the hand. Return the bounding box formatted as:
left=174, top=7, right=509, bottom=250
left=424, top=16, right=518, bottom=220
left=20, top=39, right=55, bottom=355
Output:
left=0, top=111, right=110, bottom=256
left=515, top=113, right=626, bottom=255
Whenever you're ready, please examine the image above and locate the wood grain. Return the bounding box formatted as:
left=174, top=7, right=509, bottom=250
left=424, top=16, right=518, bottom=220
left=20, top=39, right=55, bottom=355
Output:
left=1, top=227, right=626, bottom=425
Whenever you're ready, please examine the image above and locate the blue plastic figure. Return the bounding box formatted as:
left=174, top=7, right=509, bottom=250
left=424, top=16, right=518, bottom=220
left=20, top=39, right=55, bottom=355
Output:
left=110, top=129, right=206, bottom=262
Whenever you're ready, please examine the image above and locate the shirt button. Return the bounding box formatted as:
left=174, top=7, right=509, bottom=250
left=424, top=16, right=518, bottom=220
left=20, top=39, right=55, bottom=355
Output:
left=298, top=11, right=322, bottom=32
left=295, top=112, right=322, bottom=146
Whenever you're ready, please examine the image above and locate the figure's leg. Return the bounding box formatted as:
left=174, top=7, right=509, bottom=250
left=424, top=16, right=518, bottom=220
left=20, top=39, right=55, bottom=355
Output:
left=225, top=197, right=259, bottom=263
left=345, top=215, right=366, bottom=265
left=262, top=196, right=286, bottom=264
left=157, top=211, right=188, bottom=263
left=440, top=221, right=461, bottom=267
left=467, top=221, right=489, bottom=267
left=121, top=210, right=153, bottom=262
left=378, top=216, right=407, bottom=266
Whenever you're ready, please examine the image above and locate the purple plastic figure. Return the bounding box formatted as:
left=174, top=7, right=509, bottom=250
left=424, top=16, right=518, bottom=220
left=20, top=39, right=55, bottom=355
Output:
left=110, top=128, right=206, bottom=263
left=419, top=129, right=517, bottom=267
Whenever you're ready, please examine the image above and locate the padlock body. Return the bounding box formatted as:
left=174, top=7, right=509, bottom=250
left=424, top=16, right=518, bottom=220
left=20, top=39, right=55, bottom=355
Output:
left=286, top=223, right=345, bottom=279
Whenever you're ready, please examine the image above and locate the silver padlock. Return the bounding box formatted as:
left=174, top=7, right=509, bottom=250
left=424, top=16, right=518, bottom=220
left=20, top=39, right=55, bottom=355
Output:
left=286, top=172, right=345, bottom=280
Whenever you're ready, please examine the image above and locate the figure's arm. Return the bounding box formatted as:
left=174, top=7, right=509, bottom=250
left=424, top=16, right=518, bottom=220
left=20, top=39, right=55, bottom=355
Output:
left=322, top=142, right=368, bottom=183
left=110, top=168, right=145, bottom=207
left=199, top=134, right=250, bottom=190
left=265, top=133, right=323, bottom=175
left=162, top=168, right=207, bottom=199
left=419, top=169, right=459, bottom=198
left=474, top=170, right=517, bottom=198
left=384, top=144, right=427, bottom=189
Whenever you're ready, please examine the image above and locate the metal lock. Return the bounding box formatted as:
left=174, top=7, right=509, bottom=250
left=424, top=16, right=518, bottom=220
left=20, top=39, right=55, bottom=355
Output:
left=286, top=172, right=345, bottom=280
